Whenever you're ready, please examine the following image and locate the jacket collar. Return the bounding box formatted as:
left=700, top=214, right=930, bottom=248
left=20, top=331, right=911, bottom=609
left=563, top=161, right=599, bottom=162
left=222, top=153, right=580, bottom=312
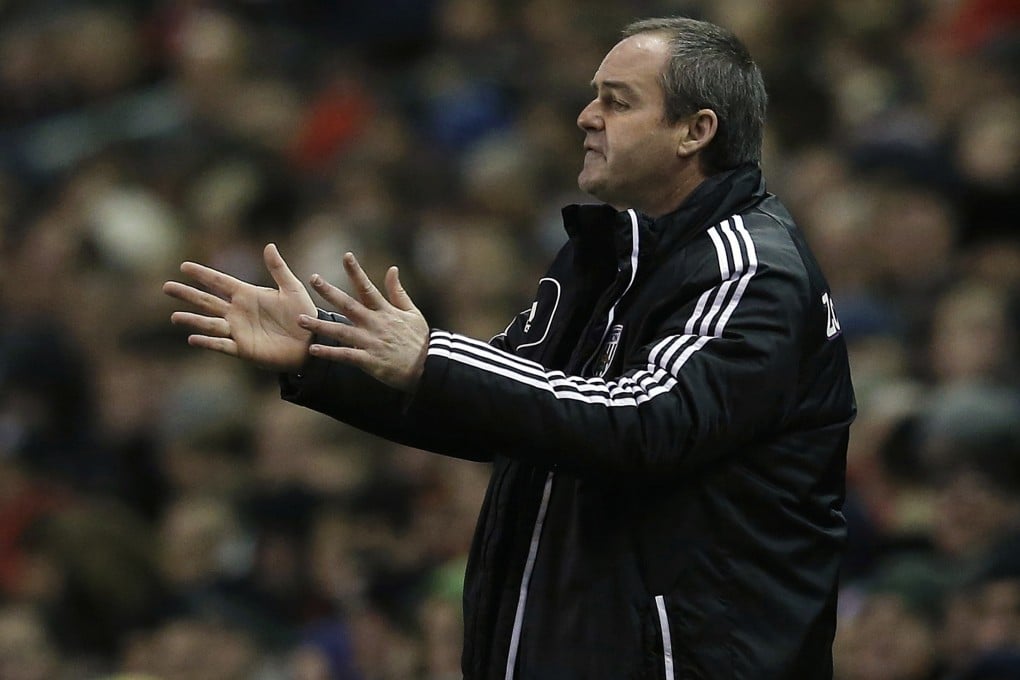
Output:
left=647, top=163, right=766, bottom=251
left=562, top=163, right=766, bottom=266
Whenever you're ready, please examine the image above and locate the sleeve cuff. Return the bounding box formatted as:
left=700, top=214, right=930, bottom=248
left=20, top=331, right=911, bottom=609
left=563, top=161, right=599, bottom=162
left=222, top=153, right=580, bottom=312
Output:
left=279, top=308, right=348, bottom=397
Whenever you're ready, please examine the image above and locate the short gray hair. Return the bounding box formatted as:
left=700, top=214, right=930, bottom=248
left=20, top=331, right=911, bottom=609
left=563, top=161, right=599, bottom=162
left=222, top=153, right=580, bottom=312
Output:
left=623, top=17, right=767, bottom=173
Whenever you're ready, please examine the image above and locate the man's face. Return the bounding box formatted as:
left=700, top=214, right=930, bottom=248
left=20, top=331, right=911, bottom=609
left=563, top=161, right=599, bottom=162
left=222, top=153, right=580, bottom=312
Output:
left=577, top=33, right=684, bottom=215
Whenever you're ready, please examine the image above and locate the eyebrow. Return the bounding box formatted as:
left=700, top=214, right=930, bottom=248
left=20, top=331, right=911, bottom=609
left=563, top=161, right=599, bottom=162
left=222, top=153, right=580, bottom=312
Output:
left=591, top=79, right=640, bottom=98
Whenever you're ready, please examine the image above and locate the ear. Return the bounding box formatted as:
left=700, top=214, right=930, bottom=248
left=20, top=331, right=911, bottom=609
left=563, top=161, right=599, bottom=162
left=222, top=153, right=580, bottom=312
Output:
left=676, top=109, right=718, bottom=159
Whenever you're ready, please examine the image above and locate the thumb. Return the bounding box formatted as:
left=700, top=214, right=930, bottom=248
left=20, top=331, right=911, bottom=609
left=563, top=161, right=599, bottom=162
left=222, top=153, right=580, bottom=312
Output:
left=385, top=266, right=416, bottom=312
left=264, top=243, right=304, bottom=292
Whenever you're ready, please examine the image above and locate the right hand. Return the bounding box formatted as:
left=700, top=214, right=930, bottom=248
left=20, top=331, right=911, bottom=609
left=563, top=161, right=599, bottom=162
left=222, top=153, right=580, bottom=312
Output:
left=162, top=243, right=316, bottom=371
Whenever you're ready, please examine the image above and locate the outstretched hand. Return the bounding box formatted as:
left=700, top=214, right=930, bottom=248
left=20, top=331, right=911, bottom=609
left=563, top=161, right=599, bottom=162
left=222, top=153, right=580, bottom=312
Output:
left=297, top=252, right=429, bottom=392
left=162, top=244, right=316, bottom=371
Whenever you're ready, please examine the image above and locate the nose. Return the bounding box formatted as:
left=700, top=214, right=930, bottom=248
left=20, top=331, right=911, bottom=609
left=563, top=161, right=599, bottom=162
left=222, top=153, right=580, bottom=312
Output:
left=577, top=99, right=602, bottom=132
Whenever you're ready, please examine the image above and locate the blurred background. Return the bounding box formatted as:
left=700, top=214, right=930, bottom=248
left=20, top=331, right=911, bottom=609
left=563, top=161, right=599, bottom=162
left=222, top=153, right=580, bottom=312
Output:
left=0, top=0, right=1017, bottom=678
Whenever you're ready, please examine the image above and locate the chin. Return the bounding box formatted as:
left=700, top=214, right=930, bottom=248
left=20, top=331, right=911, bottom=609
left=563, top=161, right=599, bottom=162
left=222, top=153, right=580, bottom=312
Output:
left=577, top=174, right=604, bottom=198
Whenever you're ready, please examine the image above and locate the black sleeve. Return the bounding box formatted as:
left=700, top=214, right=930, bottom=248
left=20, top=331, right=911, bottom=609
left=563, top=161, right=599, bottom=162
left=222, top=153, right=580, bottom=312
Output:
left=402, top=227, right=813, bottom=481
left=280, top=309, right=527, bottom=463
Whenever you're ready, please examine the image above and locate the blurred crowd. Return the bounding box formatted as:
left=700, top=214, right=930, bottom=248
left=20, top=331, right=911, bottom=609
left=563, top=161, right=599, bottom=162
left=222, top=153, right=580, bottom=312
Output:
left=0, top=0, right=1017, bottom=678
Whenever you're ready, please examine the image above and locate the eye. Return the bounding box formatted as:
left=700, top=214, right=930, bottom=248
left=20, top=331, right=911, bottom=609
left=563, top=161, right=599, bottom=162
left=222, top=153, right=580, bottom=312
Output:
left=602, top=96, right=629, bottom=111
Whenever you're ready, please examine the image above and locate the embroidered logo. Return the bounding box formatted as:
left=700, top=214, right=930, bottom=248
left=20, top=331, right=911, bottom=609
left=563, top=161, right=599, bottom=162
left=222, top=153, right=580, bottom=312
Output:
left=523, top=302, right=538, bottom=333
left=822, top=292, right=842, bottom=339
left=594, top=324, right=624, bottom=377
left=517, top=278, right=561, bottom=350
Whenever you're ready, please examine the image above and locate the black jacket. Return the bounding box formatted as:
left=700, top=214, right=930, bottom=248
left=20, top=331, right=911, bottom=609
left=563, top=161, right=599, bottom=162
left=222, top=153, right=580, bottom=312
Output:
left=282, top=164, right=856, bottom=679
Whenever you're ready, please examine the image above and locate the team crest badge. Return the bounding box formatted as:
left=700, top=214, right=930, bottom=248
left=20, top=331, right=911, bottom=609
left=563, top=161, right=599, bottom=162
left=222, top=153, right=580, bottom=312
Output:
left=594, top=324, right=624, bottom=377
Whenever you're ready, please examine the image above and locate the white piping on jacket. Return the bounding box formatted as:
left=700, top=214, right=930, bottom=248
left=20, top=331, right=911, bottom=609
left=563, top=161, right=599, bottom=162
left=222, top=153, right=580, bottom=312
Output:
left=504, top=471, right=554, bottom=680
left=655, top=595, right=675, bottom=680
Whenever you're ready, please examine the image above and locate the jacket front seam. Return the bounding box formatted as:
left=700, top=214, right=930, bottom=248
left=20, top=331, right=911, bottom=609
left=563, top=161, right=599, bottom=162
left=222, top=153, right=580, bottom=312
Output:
left=580, top=208, right=641, bottom=375
left=504, top=471, right=555, bottom=679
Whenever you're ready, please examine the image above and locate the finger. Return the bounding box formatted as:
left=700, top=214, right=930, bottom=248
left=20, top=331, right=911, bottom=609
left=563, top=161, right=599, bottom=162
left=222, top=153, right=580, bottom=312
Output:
left=342, top=252, right=386, bottom=310
left=163, top=281, right=229, bottom=316
left=170, top=311, right=231, bottom=337
left=310, top=274, right=370, bottom=323
left=308, top=342, right=373, bottom=369
left=187, top=334, right=239, bottom=357
left=179, top=261, right=242, bottom=300
left=264, top=243, right=305, bottom=294
left=297, top=313, right=371, bottom=347
left=384, top=266, right=417, bottom=312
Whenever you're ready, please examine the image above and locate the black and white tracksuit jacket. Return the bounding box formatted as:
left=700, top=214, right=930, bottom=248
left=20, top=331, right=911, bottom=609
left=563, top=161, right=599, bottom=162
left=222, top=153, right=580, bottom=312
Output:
left=281, top=163, right=856, bottom=679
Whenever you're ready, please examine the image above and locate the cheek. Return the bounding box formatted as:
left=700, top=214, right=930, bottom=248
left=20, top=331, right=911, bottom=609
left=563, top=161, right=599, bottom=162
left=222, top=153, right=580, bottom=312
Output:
left=603, top=131, right=642, bottom=168
left=609, top=130, right=674, bottom=174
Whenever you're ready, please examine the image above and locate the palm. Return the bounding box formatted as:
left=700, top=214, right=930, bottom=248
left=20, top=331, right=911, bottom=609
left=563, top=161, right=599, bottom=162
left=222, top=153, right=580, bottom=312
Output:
left=228, top=282, right=315, bottom=368
left=163, top=244, right=317, bottom=372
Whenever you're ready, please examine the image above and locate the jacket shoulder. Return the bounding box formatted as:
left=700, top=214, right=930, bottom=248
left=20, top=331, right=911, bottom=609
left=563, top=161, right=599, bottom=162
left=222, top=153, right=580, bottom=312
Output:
left=679, top=204, right=811, bottom=292
left=747, top=197, right=835, bottom=292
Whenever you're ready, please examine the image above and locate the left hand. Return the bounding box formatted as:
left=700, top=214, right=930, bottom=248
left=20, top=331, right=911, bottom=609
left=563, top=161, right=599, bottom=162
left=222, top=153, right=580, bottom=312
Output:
left=298, top=252, right=429, bottom=392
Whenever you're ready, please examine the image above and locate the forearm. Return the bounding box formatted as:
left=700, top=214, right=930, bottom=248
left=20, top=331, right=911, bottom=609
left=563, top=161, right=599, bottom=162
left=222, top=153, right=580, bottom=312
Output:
left=280, top=314, right=493, bottom=461
left=406, top=329, right=797, bottom=481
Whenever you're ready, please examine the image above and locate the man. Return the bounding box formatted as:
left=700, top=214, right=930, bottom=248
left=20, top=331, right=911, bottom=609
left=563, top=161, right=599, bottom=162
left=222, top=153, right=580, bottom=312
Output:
left=164, top=16, right=856, bottom=679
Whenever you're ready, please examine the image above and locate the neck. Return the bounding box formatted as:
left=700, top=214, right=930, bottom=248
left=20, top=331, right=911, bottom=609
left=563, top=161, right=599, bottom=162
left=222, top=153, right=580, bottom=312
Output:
left=633, top=162, right=709, bottom=219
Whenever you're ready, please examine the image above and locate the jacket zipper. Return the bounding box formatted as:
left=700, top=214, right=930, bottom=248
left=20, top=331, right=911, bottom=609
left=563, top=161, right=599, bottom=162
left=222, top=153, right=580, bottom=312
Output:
left=503, top=209, right=641, bottom=678
left=655, top=595, right=675, bottom=680
left=579, top=209, right=641, bottom=375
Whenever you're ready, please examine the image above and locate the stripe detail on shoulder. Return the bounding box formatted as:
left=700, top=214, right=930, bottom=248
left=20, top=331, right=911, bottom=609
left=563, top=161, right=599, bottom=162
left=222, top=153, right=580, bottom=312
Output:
left=427, top=215, right=758, bottom=407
